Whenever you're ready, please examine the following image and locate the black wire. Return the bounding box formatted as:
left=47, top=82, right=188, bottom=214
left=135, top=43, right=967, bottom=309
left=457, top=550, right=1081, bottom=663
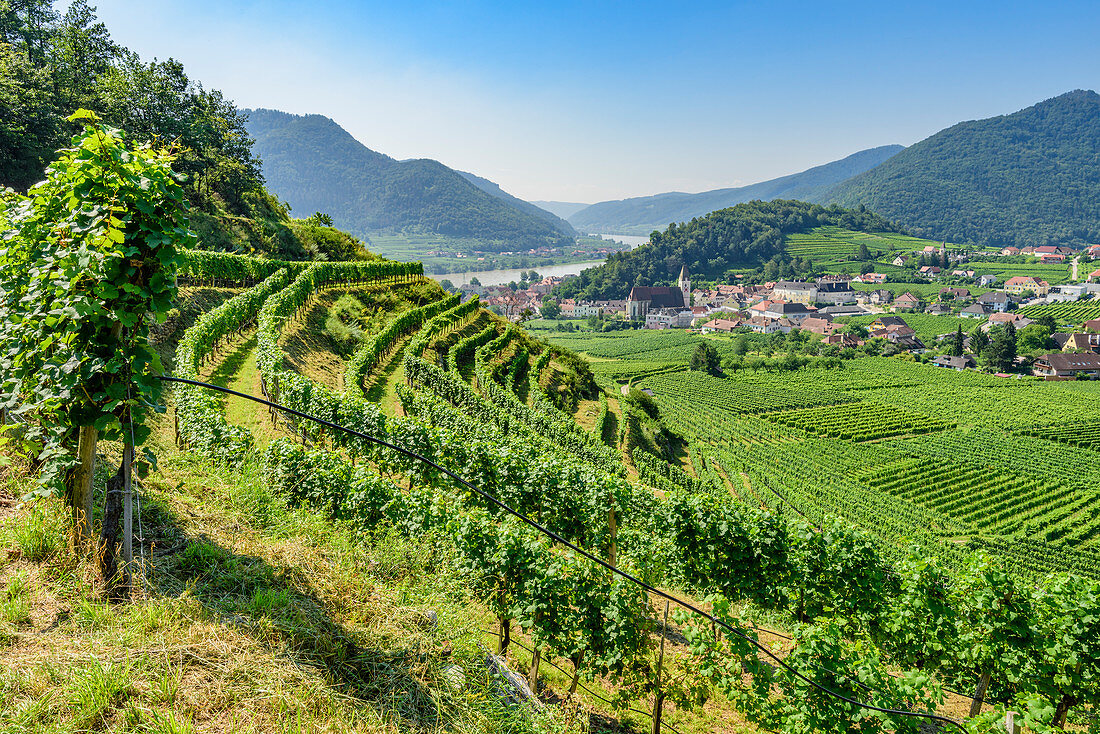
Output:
left=159, top=375, right=968, bottom=733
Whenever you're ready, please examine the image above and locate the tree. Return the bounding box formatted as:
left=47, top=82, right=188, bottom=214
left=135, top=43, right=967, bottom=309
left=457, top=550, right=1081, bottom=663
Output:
left=948, top=326, right=964, bottom=357
left=308, top=211, right=334, bottom=226
left=857, top=243, right=871, bottom=261
left=689, top=343, right=721, bottom=375
left=439, top=279, right=455, bottom=293
left=469, top=276, right=481, bottom=286
left=970, top=325, right=990, bottom=355
left=1016, top=323, right=1054, bottom=353
left=540, top=299, right=561, bottom=319
left=984, top=322, right=1017, bottom=371
left=846, top=323, right=869, bottom=339
left=731, top=333, right=749, bottom=356
left=1036, top=314, right=1057, bottom=333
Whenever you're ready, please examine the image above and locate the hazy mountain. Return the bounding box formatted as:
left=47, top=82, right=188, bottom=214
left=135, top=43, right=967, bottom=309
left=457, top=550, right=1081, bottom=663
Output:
left=243, top=109, right=573, bottom=251
left=455, top=171, right=575, bottom=236
left=532, top=201, right=592, bottom=220
left=567, top=145, right=904, bottom=236
left=820, top=90, right=1100, bottom=247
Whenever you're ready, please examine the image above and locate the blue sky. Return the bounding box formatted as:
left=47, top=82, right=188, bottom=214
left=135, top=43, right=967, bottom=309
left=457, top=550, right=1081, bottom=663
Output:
left=93, top=0, right=1099, bottom=203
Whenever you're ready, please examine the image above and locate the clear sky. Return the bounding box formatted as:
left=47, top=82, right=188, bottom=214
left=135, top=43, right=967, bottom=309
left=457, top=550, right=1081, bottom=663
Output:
left=92, top=0, right=1099, bottom=203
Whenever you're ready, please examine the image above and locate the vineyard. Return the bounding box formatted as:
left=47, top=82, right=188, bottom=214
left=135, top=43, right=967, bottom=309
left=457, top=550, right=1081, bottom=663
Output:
left=766, top=401, right=954, bottom=441
left=6, top=122, right=1100, bottom=734
left=1018, top=299, right=1100, bottom=324
left=1016, top=419, right=1100, bottom=450
left=783, top=225, right=960, bottom=261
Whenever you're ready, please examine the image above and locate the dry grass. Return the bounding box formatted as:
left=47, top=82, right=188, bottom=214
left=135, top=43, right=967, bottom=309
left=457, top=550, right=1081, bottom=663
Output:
left=281, top=292, right=350, bottom=392
left=0, top=438, right=571, bottom=734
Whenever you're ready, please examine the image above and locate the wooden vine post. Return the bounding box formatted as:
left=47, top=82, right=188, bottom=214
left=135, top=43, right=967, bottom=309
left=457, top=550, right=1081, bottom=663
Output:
left=651, top=600, right=670, bottom=734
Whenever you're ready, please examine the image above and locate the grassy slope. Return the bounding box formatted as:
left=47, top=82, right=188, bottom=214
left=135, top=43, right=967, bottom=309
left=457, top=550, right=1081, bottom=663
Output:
left=0, top=285, right=553, bottom=734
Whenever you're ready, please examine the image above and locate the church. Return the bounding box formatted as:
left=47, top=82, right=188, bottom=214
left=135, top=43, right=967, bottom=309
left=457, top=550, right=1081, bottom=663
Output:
left=626, top=265, right=690, bottom=320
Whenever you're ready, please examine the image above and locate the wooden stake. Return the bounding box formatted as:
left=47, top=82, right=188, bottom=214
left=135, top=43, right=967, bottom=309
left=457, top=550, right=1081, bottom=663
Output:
left=652, top=600, right=670, bottom=734
left=72, top=424, right=98, bottom=546
left=122, top=442, right=133, bottom=587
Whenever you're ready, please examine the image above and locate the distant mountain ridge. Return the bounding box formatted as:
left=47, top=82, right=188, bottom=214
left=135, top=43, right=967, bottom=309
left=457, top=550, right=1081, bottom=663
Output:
left=532, top=201, right=591, bottom=220
left=819, top=90, right=1100, bottom=247
left=243, top=109, right=573, bottom=251
left=567, top=145, right=904, bottom=236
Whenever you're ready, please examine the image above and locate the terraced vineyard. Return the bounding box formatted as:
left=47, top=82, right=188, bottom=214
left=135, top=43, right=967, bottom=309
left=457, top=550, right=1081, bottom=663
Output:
left=766, top=402, right=954, bottom=441
left=1018, top=300, right=1100, bottom=324
left=783, top=225, right=959, bottom=262
left=975, top=262, right=1072, bottom=285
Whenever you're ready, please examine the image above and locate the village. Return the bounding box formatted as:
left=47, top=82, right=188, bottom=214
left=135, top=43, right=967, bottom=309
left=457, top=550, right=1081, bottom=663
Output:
left=453, top=241, right=1100, bottom=380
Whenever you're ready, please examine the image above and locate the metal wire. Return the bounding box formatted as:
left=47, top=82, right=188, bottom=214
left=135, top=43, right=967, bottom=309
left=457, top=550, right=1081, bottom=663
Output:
left=157, top=375, right=969, bottom=733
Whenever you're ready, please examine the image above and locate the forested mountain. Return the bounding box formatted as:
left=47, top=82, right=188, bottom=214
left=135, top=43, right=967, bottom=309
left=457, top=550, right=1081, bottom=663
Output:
left=820, top=90, right=1100, bottom=247
left=456, top=170, right=576, bottom=236
left=567, top=146, right=904, bottom=236
left=554, top=200, right=900, bottom=301
left=532, top=200, right=591, bottom=220
left=0, top=0, right=364, bottom=260
left=244, top=109, right=574, bottom=251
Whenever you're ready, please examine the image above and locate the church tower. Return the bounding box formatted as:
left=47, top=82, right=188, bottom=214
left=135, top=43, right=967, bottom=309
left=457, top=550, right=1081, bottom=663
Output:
left=678, top=264, right=690, bottom=306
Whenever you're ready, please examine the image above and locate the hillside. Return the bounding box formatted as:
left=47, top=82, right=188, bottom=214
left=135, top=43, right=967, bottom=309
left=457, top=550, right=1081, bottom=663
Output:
left=554, top=200, right=901, bottom=301
left=567, top=145, right=904, bottom=236
left=244, top=109, right=574, bottom=252
left=821, top=90, right=1100, bottom=247
left=456, top=170, right=576, bottom=236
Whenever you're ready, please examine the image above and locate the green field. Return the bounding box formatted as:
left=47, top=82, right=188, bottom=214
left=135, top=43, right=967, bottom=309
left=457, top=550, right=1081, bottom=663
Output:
left=974, top=261, right=1073, bottom=285
left=784, top=226, right=959, bottom=263
left=640, top=355, right=1100, bottom=566
left=1018, top=300, right=1100, bottom=324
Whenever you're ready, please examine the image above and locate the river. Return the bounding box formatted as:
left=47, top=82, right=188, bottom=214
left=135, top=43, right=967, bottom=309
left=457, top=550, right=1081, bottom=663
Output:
left=430, top=233, right=649, bottom=287
left=431, top=260, right=606, bottom=287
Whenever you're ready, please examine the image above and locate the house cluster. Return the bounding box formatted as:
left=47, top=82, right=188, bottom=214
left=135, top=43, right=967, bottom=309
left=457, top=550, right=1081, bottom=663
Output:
left=998, top=245, right=1075, bottom=263
left=460, top=276, right=567, bottom=317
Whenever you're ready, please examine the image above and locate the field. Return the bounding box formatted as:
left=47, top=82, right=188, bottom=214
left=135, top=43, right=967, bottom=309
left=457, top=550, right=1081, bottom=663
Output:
left=973, top=261, right=1073, bottom=285
left=783, top=226, right=959, bottom=265
left=1018, top=299, right=1100, bottom=324
left=617, top=348, right=1100, bottom=567
left=767, top=401, right=954, bottom=440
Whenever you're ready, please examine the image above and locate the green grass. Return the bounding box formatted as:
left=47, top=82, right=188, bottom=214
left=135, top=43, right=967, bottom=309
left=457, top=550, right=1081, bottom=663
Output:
left=0, top=442, right=571, bottom=734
